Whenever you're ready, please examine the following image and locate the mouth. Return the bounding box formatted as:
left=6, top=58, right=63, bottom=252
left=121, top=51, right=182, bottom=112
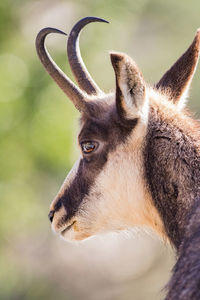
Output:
left=61, top=221, right=76, bottom=235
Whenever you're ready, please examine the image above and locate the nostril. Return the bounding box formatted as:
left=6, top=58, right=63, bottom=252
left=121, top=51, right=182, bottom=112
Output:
left=48, top=210, right=55, bottom=223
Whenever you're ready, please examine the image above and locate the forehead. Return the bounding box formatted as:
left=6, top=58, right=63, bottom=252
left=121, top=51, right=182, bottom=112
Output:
left=79, top=103, right=136, bottom=143
left=79, top=117, right=110, bottom=141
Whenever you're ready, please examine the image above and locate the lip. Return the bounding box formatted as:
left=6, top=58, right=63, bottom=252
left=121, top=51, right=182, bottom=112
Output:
left=61, top=221, right=76, bottom=235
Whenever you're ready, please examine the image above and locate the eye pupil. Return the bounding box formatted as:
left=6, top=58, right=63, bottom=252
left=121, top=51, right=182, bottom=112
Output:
left=81, top=142, right=96, bottom=153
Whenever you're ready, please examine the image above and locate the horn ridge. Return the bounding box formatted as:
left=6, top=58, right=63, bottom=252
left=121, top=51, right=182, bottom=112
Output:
left=36, top=27, right=88, bottom=112
left=67, top=17, right=109, bottom=95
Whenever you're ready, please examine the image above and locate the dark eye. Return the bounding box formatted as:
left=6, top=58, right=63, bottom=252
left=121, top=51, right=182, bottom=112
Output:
left=81, top=141, right=98, bottom=154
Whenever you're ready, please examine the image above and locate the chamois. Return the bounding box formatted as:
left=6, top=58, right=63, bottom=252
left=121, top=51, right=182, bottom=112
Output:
left=36, top=17, right=200, bottom=299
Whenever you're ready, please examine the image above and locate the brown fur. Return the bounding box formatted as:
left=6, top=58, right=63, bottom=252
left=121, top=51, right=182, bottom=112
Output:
left=36, top=20, right=200, bottom=299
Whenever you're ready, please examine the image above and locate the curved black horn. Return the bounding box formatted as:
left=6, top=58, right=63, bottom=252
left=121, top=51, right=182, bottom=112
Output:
left=36, top=27, right=88, bottom=112
left=67, top=17, right=109, bottom=95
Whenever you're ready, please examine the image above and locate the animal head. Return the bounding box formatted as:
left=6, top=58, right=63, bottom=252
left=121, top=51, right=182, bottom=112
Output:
left=36, top=17, right=200, bottom=242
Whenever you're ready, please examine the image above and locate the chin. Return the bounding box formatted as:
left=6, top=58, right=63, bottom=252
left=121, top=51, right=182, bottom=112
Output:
left=59, top=225, right=95, bottom=242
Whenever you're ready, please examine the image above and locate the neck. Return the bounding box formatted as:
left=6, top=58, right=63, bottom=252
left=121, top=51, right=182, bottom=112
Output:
left=144, top=107, right=200, bottom=249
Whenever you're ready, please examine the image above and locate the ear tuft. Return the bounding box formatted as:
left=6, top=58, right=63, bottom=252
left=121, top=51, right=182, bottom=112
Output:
left=110, top=52, right=124, bottom=66
left=195, top=28, right=200, bottom=43
left=156, top=29, right=200, bottom=108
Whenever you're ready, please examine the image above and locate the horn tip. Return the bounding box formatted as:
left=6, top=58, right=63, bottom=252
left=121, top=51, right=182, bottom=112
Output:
left=85, top=16, right=110, bottom=24
left=100, top=18, right=110, bottom=24
left=36, top=27, right=67, bottom=39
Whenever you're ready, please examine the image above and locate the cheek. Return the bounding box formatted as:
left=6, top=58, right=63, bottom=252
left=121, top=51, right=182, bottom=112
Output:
left=79, top=152, right=148, bottom=232
left=82, top=150, right=165, bottom=237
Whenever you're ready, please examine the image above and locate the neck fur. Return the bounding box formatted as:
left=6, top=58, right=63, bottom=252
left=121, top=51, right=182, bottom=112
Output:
left=144, top=105, right=200, bottom=249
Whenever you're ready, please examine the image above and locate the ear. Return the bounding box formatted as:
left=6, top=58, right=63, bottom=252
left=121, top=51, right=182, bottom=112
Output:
left=110, top=52, right=147, bottom=122
left=156, top=29, right=200, bottom=108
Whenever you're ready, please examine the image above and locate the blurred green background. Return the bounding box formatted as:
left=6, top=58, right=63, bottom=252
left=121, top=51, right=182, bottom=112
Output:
left=1, top=0, right=200, bottom=299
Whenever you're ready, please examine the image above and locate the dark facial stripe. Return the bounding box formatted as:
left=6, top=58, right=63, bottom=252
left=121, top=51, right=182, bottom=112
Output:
left=54, top=199, right=62, bottom=212
left=61, top=159, right=91, bottom=222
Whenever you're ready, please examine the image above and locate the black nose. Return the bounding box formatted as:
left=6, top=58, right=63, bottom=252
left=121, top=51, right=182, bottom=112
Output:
left=48, top=210, right=55, bottom=223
